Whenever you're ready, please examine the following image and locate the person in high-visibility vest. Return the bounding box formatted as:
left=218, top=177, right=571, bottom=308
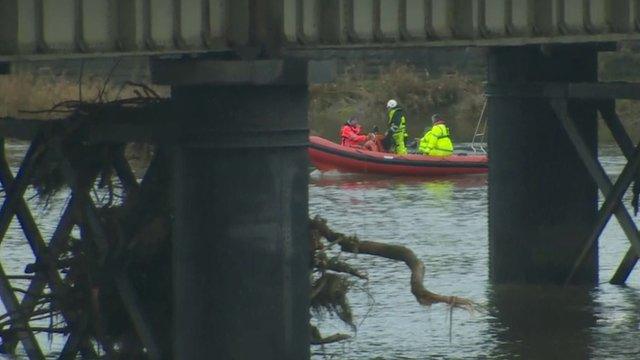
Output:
left=419, top=113, right=453, bottom=156
left=385, top=99, right=408, bottom=155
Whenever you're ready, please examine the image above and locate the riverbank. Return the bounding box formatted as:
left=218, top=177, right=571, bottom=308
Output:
left=0, top=72, right=169, bottom=119
left=310, top=65, right=484, bottom=144
left=311, top=53, right=640, bottom=144
left=2, top=51, right=639, bottom=144
left=599, top=51, right=640, bottom=143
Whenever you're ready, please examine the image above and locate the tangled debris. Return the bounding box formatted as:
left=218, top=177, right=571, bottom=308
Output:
left=0, top=138, right=172, bottom=357
left=0, top=130, right=477, bottom=356
left=0, top=85, right=170, bottom=358
left=0, top=88, right=476, bottom=357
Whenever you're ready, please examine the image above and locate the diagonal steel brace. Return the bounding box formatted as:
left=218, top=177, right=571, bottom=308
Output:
left=0, top=137, right=45, bottom=358
left=0, top=138, right=101, bottom=357
left=551, top=99, right=640, bottom=284
left=53, top=143, right=162, bottom=360
left=598, top=100, right=640, bottom=284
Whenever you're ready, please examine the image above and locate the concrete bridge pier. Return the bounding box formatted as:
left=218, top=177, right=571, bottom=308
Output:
left=161, top=61, right=313, bottom=359
left=487, top=45, right=599, bottom=285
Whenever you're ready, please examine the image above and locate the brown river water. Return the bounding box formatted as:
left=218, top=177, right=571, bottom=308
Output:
left=0, top=143, right=639, bottom=359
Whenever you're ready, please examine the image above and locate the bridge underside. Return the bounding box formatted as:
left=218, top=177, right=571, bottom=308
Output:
left=2, top=0, right=640, bottom=62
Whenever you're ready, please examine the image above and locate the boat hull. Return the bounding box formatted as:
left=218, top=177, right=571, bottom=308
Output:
left=309, top=136, right=488, bottom=176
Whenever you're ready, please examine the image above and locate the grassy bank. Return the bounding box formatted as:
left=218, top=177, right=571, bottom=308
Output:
left=310, top=54, right=640, bottom=144
left=3, top=54, right=639, bottom=145
left=310, top=64, right=484, bottom=143
left=3, top=67, right=480, bottom=142
left=599, top=51, right=640, bottom=143
left=0, top=73, right=168, bottom=118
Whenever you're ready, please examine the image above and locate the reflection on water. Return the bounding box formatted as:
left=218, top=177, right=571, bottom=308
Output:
left=309, top=172, right=487, bottom=190
left=488, top=285, right=595, bottom=359
left=310, top=149, right=640, bottom=359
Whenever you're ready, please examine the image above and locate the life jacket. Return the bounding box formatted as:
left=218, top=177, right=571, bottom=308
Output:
left=419, top=121, right=453, bottom=156
left=385, top=107, right=408, bottom=154
left=386, top=107, right=407, bottom=136
left=340, top=124, right=367, bottom=147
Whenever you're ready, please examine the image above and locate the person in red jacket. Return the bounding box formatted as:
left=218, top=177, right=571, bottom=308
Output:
left=340, top=117, right=368, bottom=148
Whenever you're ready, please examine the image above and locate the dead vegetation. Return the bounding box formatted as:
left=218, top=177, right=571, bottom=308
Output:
left=0, top=72, right=169, bottom=119
left=599, top=50, right=640, bottom=143
left=309, top=64, right=484, bottom=143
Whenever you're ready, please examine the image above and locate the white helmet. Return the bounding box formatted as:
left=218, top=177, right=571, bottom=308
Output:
left=386, top=99, right=397, bottom=109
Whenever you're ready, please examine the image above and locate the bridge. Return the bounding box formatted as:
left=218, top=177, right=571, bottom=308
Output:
left=1, top=0, right=640, bottom=60
left=1, top=1, right=640, bottom=359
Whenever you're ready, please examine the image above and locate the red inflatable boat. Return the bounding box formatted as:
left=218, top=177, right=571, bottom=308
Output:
left=309, top=136, right=488, bottom=176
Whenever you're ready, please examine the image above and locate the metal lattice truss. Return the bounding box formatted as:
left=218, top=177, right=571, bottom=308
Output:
left=0, top=119, right=165, bottom=359
left=545, top=84, right=640, bottom=285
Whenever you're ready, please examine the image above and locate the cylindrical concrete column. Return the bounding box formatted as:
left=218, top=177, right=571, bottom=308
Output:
left=171, top=85, right=310, bottom=359
left=487, top=45, right=599, bottom=284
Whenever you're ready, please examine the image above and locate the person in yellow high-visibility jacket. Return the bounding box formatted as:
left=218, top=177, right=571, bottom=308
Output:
left=419, top=114, right=453, bottom=156
left=385, top=99, right=408, bottom=155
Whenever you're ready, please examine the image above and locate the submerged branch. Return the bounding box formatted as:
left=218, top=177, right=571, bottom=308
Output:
left=323, top=256, right=368, bottom=280
left=310, top=216, right=475, bottom=311
left=310, top=325, right=351, bottom=345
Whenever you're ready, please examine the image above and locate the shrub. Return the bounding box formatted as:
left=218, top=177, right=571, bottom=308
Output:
left=309, top=64, right=485, bottom=143
left=0, top=72, right=168, bottom=119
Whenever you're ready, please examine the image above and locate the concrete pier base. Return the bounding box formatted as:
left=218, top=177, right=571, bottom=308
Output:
left=488, top=45, right=599, bottom=284
left=171, top=85, right=310, bottom=359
